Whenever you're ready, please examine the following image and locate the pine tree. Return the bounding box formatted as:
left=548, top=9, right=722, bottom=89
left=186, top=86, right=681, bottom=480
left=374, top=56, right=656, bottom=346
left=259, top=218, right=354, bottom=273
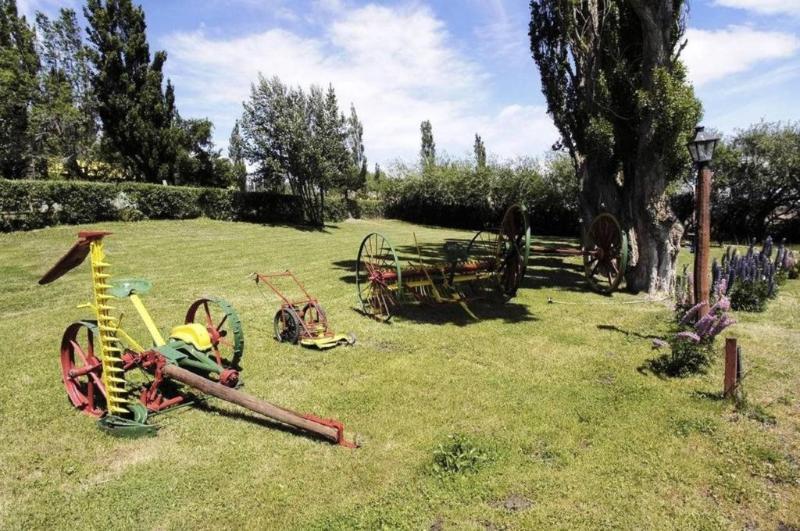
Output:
left=420, top=119, right=435, bottom=169
left=0, top=0, right=39, bottom=178
left=84, top=0, right=179, bottom=183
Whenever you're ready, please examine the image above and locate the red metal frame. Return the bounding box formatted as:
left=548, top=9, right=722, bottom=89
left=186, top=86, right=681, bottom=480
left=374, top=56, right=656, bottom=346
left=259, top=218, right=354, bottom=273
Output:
left=253, top=271, right=334, bottom=340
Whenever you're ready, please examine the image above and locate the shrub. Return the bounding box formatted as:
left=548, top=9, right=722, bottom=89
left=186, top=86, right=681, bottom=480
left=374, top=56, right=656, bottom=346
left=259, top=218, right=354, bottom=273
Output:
left=711, top=238, right=791, bottom=312
left=656, top=282, right=736, bottom=376
left=0, top=179, right=379, bottom=231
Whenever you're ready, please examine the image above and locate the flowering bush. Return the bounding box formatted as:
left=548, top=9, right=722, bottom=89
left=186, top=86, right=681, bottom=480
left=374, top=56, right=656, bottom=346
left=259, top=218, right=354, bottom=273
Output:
left=711, top=237, right=794, bottom=312
left=656, top=280, right=736, bottom=376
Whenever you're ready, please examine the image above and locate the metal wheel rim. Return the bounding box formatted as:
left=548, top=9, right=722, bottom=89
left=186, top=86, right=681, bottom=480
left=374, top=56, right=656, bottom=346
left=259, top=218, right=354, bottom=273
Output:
left=61, top=322, right=106, bottom=417
left=496, top=205, right=530, bottom=297
left=356, top=232, right=400, bottom=321
left=583, top=213, right=628, bottom=293
left=274, top=308, right=301, bottom=344
left=185, top=298, right=244, bottom=369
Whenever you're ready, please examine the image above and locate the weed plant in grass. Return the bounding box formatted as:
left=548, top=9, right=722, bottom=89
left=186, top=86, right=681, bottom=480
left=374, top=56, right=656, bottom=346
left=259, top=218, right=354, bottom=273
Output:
left=0, top=220, right=798, bottom=529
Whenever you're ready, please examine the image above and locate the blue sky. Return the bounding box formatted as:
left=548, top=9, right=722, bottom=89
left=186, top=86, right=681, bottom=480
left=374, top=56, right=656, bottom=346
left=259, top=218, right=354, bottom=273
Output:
left=19, top=0, right=800, bottom=168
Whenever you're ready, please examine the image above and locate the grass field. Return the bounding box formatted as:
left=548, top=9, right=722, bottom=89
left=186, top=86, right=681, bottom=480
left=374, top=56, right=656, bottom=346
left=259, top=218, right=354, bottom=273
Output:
left=1, top=218, right=798, bottom=530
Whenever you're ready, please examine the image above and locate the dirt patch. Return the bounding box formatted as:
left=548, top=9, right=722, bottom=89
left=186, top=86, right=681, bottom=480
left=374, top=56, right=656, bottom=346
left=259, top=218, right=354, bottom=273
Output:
left=490, top=493, right=533, bottom=512
left=429, top=516, right=444, bottom=531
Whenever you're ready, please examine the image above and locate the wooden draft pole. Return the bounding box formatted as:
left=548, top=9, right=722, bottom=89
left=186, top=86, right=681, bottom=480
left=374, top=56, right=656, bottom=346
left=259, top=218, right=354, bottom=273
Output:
left=163, top=364, right=356, bottom=447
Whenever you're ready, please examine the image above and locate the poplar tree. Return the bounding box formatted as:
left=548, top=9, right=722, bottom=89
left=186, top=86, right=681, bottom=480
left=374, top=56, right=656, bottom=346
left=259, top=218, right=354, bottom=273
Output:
left=0, top=0, right=39, bottom=178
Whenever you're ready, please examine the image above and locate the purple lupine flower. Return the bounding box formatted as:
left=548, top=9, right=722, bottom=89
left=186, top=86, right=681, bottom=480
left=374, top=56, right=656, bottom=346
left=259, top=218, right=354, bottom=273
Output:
left=676, top=331, right=701, bottom=343
left=708, top=314, right=736, bottom=337
left=709, top=295, right=730, bottom=314
left=680, top=301, right=707, bottom=325
left=694, top=313, right=716, bottom=337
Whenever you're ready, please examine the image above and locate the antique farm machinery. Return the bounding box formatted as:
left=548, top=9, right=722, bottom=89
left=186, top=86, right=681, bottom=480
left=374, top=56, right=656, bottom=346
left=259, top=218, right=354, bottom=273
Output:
left=251, top=270, right=356, bottom=349
left=529, top=213, right=629, bottom=294
left=39, top=231, right=356, bottom=446
left=355, top=205, right=531, bottom=321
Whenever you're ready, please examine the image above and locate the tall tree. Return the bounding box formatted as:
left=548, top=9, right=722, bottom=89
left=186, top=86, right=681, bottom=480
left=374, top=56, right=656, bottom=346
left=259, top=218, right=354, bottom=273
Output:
left=0, top=0, right=39, bottom=178
left=474, top=133, right=486, bottom=169
left=240, top=76, right=353, bottom=225
left=344, top=103, right=367, bottom=196
left=32, top=8, right=97, bottom=179
left=529, top=0, right=701, bottom=294
left=228, top=119, right=247, bottom=190
left=84, top=0, right=179, bottom=183
left=714, top=122, right=800, bottom=240
left=420, top=119, right=435, bottom=169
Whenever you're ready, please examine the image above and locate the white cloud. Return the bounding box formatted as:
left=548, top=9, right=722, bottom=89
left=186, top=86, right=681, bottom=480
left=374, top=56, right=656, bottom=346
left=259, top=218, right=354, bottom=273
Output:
left=713, top=0, right=800, bottom=17
left=683, top=26, right=800, bottom=86
left=162, top=3, right=556, bottom=166
left=16, top=0, right=76, bottom=18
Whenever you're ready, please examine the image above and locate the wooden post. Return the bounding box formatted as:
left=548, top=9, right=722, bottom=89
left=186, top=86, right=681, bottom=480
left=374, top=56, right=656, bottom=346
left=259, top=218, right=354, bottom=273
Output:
left=163, top=364, right=345, bottom=444
left=694, top=164, right=712, bottom=318
left=724, top=337, right=738, bottom=398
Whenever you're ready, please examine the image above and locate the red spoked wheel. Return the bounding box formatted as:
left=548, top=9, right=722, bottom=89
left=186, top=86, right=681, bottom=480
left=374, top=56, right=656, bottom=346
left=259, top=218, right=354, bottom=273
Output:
left=61, top=322, right=106, bottom=417
left=356, top=233, right=401, bottom=321
left=583, top=213, right=629, bottom=293
left=496, top=205, right=531, bottom=298
left=185, top=298, right=244, bottom=369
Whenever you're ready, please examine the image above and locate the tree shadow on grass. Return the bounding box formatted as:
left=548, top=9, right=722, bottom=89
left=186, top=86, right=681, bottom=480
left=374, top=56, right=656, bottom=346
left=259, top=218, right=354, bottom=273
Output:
left=255, top=221, right=341, bottom=234
left=193, top=401, right=338, bottom=446
left=350, top=297, right=537, bottom=327
left=521, top=256, right=597, bottom=294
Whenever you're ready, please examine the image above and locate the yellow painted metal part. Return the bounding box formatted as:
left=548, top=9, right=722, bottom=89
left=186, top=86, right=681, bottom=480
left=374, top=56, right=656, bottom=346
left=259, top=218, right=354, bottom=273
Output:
left=299, top=333, right=354, bottom=350
left=129, top=293, right=165, bottom=346
left=168, top=323, right=212, bottom=351
left=89, top=240, right=131, bottom=416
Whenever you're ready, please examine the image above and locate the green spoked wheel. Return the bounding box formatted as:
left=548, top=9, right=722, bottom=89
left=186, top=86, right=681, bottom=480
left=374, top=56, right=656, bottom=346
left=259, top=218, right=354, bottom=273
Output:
left=583, top=213, right=629, bottom=293
left=356, top=232, right=400, bottom=321
left=185, top=297, right=244, bottom=369
left=496, top=204, right=530, bottom=298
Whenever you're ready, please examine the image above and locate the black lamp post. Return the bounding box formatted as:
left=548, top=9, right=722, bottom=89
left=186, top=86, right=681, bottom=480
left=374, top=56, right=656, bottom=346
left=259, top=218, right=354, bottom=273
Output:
left=687, top=125, right=720, bottom=317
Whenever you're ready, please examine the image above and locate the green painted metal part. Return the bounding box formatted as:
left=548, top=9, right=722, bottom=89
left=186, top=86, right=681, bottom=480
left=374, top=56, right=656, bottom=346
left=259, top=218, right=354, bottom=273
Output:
left=108, top=278, right=153, bottom=298
left=206, top=297, right=245, bottom=369
left=96, top=403, right=156, bottom=438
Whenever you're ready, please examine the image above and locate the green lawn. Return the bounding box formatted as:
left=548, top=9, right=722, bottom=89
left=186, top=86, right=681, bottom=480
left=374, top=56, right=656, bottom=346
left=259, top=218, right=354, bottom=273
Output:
left=1, top=218, right=798, bottom=529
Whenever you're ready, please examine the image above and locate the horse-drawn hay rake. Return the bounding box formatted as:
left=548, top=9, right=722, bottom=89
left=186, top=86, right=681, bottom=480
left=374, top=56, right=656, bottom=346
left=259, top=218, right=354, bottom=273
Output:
left=355, top=205, right=531, bottom=321
left=355, top=207, right=629, bottom=320
left=39, top=231, right=356, bottom=446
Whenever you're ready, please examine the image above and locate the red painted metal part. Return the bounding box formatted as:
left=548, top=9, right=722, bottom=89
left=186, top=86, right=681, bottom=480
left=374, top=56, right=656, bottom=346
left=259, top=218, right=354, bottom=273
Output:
left=301, top=413, right=358, bottom=448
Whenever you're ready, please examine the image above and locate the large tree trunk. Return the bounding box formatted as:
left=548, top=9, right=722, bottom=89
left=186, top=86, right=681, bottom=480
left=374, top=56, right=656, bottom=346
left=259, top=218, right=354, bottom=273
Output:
left=624, top=162, right=683, bottom=294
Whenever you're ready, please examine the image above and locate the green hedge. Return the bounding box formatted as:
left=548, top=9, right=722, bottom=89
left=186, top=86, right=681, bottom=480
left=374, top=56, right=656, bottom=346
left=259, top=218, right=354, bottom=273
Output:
left=0, top=179, right=383, bottom=231
left=382, top=162, right=579, bottom=236
left=0, top=180, right=310, bottom=231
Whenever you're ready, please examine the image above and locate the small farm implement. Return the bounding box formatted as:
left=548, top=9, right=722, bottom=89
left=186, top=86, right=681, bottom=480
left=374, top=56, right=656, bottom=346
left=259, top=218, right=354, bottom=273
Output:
left=528, top=213, right=629, bottom=294
left=251, top=270, right=355, bottom=349
left=355, top=205, right=531, bottom=321
left=39, top=231, right=356, bottom=446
